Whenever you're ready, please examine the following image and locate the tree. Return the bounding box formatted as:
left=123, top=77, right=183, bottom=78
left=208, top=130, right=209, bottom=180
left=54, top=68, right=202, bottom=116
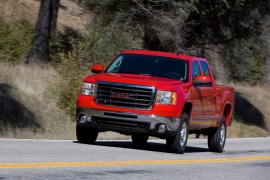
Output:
left=185, top=0, right=270, bottom=46
left=25, top=0, right=60, bottom=64
left=133, top=0, right=190, bottom=52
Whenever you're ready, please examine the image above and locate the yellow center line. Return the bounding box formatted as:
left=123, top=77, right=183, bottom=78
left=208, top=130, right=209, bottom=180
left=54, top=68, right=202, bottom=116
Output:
left=0, top=156, right=269, bottom=169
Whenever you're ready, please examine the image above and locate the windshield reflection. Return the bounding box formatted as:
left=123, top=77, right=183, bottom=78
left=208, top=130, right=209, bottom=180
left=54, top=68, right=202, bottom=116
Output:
left=106, top=54, right=188, bottom=81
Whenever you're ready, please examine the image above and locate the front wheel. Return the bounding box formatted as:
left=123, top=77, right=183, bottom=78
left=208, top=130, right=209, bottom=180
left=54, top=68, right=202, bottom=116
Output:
left=76, top=125, right=98, bottom=144
left=208, top=117, right=227, bottom=152
left=166, top=113, right=189, bottom=154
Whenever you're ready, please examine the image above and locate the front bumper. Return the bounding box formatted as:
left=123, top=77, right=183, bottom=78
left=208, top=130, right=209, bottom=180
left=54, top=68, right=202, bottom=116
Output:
left=76, top=107, right=180, bottom=138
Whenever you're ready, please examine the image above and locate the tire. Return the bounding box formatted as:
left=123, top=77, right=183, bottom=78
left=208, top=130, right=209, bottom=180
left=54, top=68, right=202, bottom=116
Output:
left=131, top=134, right=149, bottom=145
left=208, top=116, right=227, bottom=153
left=166, top=113, right=189, bottom=154
left=76, top=125, right=98, bottom=144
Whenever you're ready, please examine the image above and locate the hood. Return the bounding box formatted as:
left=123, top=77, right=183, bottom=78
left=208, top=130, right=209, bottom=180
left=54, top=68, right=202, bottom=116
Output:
left=84, top=73, right=184, bottom=90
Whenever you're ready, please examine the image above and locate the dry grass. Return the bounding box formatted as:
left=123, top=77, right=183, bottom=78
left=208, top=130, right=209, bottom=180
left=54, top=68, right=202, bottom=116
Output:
left=0, top=0, right=92, bottom=33
left=228, top=121, right=269, bottom=138
left=0, top=0, right=39, bottom=25
left=234, top=83, right=270, bottom=130
left=227, top=83, right=270, bottom=137
left=0, top=62, right=75, bottom=139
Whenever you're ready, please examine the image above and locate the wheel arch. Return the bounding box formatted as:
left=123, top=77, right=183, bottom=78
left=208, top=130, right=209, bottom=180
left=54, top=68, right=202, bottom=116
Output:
left=182, top=102, right=192, bottom=118
left=223, top=103, right=233, bottom=126
left=220, top=90, right=234, bottom=126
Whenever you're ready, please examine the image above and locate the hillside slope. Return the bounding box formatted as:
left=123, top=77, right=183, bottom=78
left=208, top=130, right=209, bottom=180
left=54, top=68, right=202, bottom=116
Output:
left=0, top=0, right=92, bottom=33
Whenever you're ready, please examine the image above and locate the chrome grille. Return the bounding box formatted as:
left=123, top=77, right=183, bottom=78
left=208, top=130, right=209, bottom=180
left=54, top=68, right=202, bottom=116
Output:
left=95, top=82, right=155, bottom=109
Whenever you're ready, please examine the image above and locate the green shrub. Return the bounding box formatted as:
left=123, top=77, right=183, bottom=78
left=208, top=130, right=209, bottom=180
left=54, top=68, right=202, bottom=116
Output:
left=57, top=40, right=89, bottom=118
left=224, top=38, right=268, bottom=84
left=0, top=17, right=33, bottom=61
left=48, top=33, right=65, bottom=64
left=48, top=28, right=82, bottom=65
left=82, top=17, right=140, bottom=65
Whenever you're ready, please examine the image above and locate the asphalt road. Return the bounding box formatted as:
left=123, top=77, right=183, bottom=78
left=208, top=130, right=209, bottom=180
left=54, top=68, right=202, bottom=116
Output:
left=0, top=137, right=269, bottom=180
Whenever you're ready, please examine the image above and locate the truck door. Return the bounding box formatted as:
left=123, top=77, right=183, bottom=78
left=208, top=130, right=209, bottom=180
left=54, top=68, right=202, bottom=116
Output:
left=190, top=61, right=206, bottom=129
left=199, top=61, right=216, bottom=123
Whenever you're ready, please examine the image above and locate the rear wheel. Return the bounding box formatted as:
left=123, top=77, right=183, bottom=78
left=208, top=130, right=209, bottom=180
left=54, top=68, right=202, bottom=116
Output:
left=166, top=113, right=189, bottom=154
left=76, top=125, right=98, bottom=144
left=208, top=116, right=227, bottom=152
left=131, top=134, right=149, bottom=145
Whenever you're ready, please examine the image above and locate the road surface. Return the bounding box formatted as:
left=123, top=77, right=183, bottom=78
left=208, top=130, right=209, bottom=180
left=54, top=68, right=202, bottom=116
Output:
left=0, top=137, right=269, bottom=179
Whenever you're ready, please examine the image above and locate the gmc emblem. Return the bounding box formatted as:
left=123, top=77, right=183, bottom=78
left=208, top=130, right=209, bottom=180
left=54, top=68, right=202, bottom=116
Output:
left=111, top=92, right=135, bottom=100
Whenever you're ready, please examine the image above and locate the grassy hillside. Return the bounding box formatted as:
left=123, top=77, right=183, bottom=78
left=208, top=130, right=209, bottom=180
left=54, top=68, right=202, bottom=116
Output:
left=0, top=63, right=75, bottom=139
left=228, top=84, right=270, bottom=137
left=0, top=0, right=269, bottom=139
left=0, top=0, right=92, bottom=33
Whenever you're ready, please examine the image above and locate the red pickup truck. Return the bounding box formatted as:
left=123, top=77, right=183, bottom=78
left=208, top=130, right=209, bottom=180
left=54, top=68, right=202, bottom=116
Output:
left=76, top=50, right=235, bottom=154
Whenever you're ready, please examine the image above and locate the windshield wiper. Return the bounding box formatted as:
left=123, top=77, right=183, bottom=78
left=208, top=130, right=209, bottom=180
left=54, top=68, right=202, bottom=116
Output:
left=151, top=74, right=179, bottom=80
left=151, top=74, right=171, bottom=79
left=118, top=71, right=140, bottom=75
left=118, top=72, right=152, bottom=76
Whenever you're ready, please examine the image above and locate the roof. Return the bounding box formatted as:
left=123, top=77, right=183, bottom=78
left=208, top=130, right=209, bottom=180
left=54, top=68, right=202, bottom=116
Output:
left=120, top=49, right=195, bottom=61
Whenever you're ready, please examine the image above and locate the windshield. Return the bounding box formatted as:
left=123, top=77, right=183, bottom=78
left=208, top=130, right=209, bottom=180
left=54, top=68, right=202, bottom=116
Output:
left=106, top=54, right=188, bottom=81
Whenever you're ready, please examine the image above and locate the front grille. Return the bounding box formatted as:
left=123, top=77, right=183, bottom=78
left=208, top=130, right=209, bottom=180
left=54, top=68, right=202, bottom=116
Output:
left=92, top=116, right=149, bottom=131
left=95, top=82, right=155, bottom=109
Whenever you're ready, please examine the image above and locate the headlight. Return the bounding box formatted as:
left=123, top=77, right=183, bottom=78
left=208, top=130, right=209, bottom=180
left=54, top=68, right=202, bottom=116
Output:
left=155, top=90, right=177, bottom=105
left=82, top=82, right=96, bottom=96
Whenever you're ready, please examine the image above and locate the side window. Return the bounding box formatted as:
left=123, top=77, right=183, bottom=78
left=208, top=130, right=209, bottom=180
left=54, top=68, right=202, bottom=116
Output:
left=200, top=61, right=211, bottom=77
left=192, top=61, right=200, bottom=80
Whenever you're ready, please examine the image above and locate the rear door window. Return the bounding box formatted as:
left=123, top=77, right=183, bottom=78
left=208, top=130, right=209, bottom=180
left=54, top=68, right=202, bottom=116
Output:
left=200, top=61, right=211, bottom=77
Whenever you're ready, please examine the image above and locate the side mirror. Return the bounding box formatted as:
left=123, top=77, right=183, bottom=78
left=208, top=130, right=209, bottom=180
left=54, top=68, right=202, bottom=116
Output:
left=91, top=64, right=104, bottom=74
left=193, top=75, right=212, bottom=86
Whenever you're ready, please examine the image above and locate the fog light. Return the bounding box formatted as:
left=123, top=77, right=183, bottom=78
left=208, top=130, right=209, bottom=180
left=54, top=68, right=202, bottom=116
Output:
left=79, top=115, right=87, bottom=124
left=157, top=124, right=166, bottom=134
